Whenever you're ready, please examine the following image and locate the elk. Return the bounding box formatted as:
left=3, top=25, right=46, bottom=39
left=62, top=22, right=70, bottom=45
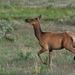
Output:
left=25, top=15, right=75, bottom=69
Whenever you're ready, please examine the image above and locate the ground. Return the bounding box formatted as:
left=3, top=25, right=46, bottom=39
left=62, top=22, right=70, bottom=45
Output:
left=0, top=0, right=75, bottom=75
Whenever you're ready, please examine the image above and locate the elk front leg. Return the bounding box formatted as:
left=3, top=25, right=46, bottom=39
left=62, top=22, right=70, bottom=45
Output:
left=38, top=48, right=47, bottom=65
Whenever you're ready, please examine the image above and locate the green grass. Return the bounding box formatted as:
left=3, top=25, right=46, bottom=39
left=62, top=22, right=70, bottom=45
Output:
left=0, top=8, right=75, bottom=21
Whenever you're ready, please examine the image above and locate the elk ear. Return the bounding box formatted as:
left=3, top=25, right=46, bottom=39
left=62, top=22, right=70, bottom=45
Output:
left=38, top=15, right=41, bottom=20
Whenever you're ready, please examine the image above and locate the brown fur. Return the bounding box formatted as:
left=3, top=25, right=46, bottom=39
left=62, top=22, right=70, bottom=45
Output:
left=25, top=15, right=75, bottom=68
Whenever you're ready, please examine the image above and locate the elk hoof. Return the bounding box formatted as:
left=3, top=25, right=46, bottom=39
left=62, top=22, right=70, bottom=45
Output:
left=43, top=62, right=47, bottom=65
left=73, top=56, right=75, bottom=61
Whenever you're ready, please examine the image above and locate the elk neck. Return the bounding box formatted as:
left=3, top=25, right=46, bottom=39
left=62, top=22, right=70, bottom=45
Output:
left=33, top=24, right=43, bottom=41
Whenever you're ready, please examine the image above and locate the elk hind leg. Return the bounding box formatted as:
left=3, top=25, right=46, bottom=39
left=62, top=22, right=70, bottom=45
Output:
left=65, top=45, right=75, bottom=61
left=73, top=43, right=75, bottom=48
left=49, top=50, right=53, bottom=69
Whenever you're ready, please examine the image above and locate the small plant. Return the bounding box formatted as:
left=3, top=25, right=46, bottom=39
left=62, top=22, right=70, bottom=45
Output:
left=46, top=5, right=52, bottom=9
left=39, top=64, right=47, bottom=75
left=66, top=3, right=72, bottom=8
left=18, top=50, right=25, bottom=60
left=48, top=0, right=54, bottom=2
left=2, top=4, right=11, bottom=9
left=24, top=52, right=32, bottom=61
left=18, top=50, right=32, bottom=61
left=0, top=21, right=14, bottom=40
left=6, top=27, right=14, bottom=34
left=5, top=34, right=15, bottom=42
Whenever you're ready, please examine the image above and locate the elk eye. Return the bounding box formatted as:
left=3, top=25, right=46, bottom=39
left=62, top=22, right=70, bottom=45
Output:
left=35, top=18, right=37, bottom=20
left=31, top=19, right=34, bottom=21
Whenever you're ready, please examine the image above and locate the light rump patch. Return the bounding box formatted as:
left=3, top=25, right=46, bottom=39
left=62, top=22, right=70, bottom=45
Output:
left=66, top=31, right=75, bottom=43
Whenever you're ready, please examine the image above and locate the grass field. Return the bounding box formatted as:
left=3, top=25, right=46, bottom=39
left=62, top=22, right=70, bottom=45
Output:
left=0, top=0, right=75, bottom=75
left=0, top=20, right=75, bottom=75
left=0, top=8, right=75, bottom=20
